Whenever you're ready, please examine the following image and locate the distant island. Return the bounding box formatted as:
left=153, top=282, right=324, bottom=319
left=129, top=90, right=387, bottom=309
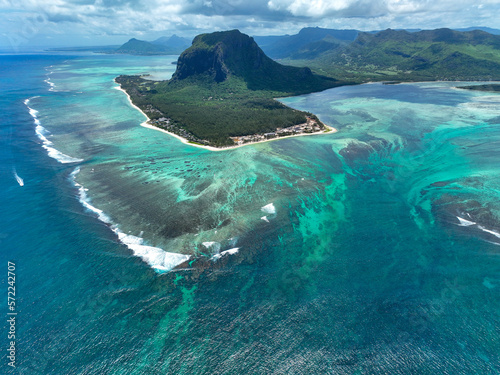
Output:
left=116, top=30, right=341, bottom=148
left=45, top=35, right=191, bottom=55
left=112, top=35, right=191, bottom=55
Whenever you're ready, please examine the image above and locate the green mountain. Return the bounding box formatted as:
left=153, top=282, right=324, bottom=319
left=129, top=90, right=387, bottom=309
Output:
left=287, top=35, right=349, bottom=60
left=116, top=30, right=340, bottom=147
left=172, top=29, right=337, bottom=93
left=151, top=35, right=191, bottom=51
left=315, top=28, right=500, bottom=81
left=456, top=27, right=500, bottom=35
left=114, top=36, right=190, bottom=55
left=115, top=38, right=166, bottom=55
left=257, top=27, right=359, bottom=59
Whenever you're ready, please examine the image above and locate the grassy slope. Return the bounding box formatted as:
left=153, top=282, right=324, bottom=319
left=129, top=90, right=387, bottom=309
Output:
left=282, top=29, right=500, bottom=83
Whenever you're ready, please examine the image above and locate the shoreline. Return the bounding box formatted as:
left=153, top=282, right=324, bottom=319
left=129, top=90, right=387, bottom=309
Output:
left=113, top=79, right=337, bottom=152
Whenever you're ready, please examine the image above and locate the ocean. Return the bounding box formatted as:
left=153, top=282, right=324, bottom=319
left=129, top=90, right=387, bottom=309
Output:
left=1, top=53, right=499, bottom=374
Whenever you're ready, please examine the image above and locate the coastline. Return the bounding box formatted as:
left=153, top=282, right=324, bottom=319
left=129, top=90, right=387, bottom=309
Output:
left=114, top=79, right=338, bottom=152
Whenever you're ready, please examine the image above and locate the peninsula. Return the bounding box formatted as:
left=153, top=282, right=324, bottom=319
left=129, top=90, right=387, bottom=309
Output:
left=456, top=83, right=500, bottom=92
left=116, top=30, right=342, bottom=148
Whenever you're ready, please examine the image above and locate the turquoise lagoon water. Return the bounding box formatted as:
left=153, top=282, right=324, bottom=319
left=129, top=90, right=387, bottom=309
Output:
left=1, top=53, right=499, bottom=374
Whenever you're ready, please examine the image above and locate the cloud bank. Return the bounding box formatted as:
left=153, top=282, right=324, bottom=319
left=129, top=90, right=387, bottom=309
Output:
left=0, top=0, right=498, bottom=48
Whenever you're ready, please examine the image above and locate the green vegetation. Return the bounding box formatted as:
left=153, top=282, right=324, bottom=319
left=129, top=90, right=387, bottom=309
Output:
left=256, top=27, right=359, bottom=59
left=116, top=28, right=500, bottom=147
left=282, top=28, right=500, bottom=83
left=117, top=30, right=341, bottom=147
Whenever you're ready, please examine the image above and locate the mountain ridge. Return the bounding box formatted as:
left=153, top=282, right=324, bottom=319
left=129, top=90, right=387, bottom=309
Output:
left=285, top=28, right=500, bottom=82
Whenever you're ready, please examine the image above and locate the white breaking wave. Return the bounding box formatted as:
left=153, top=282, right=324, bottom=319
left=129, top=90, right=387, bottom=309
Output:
left=456, top=216, right=476, bottom=226
left=212, top=247, right=239, bottom=261
left=261, top=203, right=276, bottom=214
left=455, top=214, right=500, bottom=242
left=70, top=167, right=112, bottom=224
left=44, top=78, right=56, bottom=91
left=261, top=202, right=276, bottom=222
left=478, top=226, right=500, bottom=239
left=69, top=167, right=190, bottom=272
left=13, top=169, right=24, bottom=186
left=35, top=123, right=52, bottom=145
left=202, top=241, right=221, bottom=253
left=221, top=248, right=239, bottom=256
left=43, top=145, right=84, bottom=164
left=115, top=232, right=190, bottom=272
left=25, top=98, right=83, bottom=164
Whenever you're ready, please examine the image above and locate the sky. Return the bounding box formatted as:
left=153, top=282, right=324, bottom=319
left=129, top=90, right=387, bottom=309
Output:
left=1, top=0, right=499, bottom=50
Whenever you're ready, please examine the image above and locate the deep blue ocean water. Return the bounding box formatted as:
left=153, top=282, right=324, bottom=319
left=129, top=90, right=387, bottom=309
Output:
left=1, top=53, right=499, bottom=374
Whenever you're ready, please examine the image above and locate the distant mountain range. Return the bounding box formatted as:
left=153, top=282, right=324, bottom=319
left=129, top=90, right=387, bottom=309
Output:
left=455, top=27, right=500, bottom=35
left=251, top=27, right=500, bottom=82
left=46, top=26, right=500, bottom=61
left=252, top=26, right=500, bottom=63
left=310, top=28, right=500, bottom=81
left=113, top=35, right=191, bottom=55
left=254, top=27, right=359, bottom=59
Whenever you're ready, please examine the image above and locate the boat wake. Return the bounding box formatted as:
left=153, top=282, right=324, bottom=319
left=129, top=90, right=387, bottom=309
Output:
left=13, top=168, right=24, bottom=186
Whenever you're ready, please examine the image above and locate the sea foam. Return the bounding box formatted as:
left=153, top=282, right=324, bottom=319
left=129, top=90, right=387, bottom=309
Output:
left=455, top=215, right=500, bottom=241
left=69, top=167, right=189, bottom=272
left=456, top=216, right=476, bottom=226
left=261, top=203, right=276, bottom=222
left=478, top=226, right=500, bottom=239
left=211, top=247, right=239, bottom=261
left=202, top=241, right=221, bottom=252
left=44, top=78, right=56, bottom=91
left=114, top=232, right=190, bottom=272
left=25, top=98, right=83, bottom=164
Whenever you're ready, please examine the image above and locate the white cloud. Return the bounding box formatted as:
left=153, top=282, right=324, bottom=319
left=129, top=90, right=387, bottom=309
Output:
left=268, top=0, right=358, bottom=16
left=0, top=0, right=499, bottom=48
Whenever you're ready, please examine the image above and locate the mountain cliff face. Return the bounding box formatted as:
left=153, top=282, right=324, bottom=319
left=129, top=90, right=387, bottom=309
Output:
left=171, top=30, right=336, bottom=93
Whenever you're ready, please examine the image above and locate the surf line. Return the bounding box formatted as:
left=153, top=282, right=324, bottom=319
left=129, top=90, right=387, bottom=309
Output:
left=69, top=167, right=190, bottom=273
left=456, top=215, right=500, bottom=243
left=24, top=97, right=83, bottom=164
